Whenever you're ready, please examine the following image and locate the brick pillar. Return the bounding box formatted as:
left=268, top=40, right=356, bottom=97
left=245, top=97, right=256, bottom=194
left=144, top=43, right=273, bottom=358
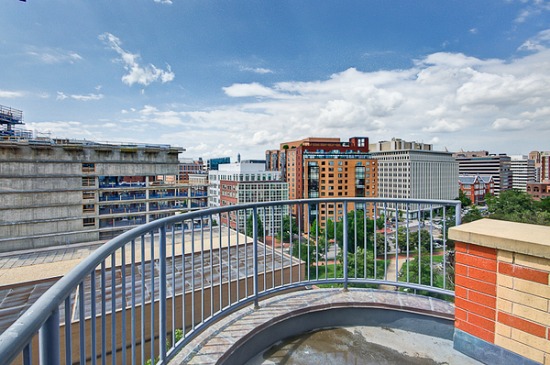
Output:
left=454, top=241, right=497, bottom=343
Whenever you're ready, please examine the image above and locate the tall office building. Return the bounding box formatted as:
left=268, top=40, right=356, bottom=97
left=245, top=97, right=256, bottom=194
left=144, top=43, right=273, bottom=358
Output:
left=509, top=155, right=536, bottom=191
left=453, top=151, right=511, bottom=195
left=266, top=137, right=378, bottom=224
left=208, top=160, right=288, bottom=233
left=369, top=141, right=458, bottom=216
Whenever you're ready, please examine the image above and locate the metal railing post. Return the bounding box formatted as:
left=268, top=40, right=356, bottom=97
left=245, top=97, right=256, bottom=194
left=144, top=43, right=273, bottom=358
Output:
left=455, top=202, right=462, bottom=226
left=343, top=201, right=349, bottom=291
left=159, top=225, right=167, bottom=362
left=39, top=309, right=60, bottom=365
left=253, top=207, right=260, bottom=309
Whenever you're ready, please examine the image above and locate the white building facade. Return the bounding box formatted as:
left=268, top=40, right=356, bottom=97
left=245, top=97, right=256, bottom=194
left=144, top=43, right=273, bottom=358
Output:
left=510, top=155, right=536, bottom=191
left=208, top=161, right=288, bottom=235
left=371, top=149, right=458, bottom=216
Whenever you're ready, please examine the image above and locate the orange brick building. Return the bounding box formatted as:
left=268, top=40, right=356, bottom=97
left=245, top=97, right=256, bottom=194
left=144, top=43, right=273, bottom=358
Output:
left=266, top=137, right=378, bottom=225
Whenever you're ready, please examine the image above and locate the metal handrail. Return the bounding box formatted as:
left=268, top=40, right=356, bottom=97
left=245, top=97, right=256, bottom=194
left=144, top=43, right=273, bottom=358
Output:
left=0, top=197, right=460, bottom=365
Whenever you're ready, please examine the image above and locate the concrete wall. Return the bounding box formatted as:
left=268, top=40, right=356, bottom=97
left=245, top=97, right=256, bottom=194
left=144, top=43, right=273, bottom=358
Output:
left=0, top=142, right=182, bottom=252
left=450, top=219, right=550, bottom=365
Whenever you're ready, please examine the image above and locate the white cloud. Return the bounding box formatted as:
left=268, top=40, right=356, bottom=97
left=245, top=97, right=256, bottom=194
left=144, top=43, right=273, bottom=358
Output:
left=64, top=30, right=550, bottom=158
left=239, top=66, right=274, bottom=74
left=57, top=92, right=104, bottom=101
left=514, top=0, right=550, bottom=23
left=491, top=118, right=531, bottom=131
left=518, top=29, right=550, bottom=51
left=223, top=83, right=282, bottom=98
left=26, top=47, right=83, bottom=64
left=0, top=90, right=24, bottom=98
left=99, top=32, right=175, bottom=87
left=154, top=0, right=173, bottom=4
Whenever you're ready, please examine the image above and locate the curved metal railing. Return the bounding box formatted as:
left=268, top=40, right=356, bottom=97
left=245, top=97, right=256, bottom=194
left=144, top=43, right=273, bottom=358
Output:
left=0, top=198, right=460, bottom=365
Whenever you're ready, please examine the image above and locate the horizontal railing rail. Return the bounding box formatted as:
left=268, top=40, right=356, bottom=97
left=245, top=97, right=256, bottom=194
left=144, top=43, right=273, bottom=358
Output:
left=0, top=198, right=460, bottom=365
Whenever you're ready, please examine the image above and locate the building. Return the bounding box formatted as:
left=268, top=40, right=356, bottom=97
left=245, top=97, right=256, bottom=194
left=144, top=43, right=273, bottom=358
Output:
left=528, top=151, right=542, bottom=182
left=370, top=143, right=458, bottom=216
left=458, top=175, right=494, bottom=205
left=509, top=155, right=536, bottom=191
left=369, top=138, right=432, bottom=152
left=541, top=151, right=550, bottom=182
left=526, top=182, right=550, bottom=201
left=453, top=151, right=511, bottom=195
left=179, top=158, right=205, bottom=183
left=0, top=136, right=217, bottom=252
left=207, top=157, right=231, bottom=171
left=266, top=137, right=378, bottom=224
left=208, top=160, right=288, bottom=234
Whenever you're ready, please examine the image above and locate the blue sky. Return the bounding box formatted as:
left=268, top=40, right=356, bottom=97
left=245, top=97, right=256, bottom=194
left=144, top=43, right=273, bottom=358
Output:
left=1, top=1, right=550, bottom=160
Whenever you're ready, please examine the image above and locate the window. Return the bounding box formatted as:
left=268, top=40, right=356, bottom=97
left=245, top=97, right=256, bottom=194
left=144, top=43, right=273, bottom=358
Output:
left=83, top=204, right=95, bottom=213
left=82, top=163, right=95, bottom=172
left=82, top=177, right=95, bottom=187
left=83, top=191, right=95, bottom=200
left=83, top=218, right=96, bottom=227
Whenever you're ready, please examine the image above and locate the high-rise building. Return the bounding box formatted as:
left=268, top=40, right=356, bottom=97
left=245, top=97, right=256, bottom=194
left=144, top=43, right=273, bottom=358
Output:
left=509, top=155, right=536, bottom=191
left=266, top=137, right=378, bottom=224
left=528, top=151, right=542, bottom=182
left=208, top=160, right=288, bottom=234
left=453, top=151, right=511, bottom=195
left=541, top=151, right=550, bottom=182
left=370, top=141, right=458, bottom=216
left=0, top=138, right=204, bottom=252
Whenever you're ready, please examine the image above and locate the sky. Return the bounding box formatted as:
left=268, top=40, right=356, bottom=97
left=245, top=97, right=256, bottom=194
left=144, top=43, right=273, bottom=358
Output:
left=1, top=0, right=550, bottom=160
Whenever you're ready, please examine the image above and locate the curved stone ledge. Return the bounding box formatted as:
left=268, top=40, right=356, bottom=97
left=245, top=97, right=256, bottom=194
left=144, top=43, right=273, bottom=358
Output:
left=170, top=288, right=456, bottom=365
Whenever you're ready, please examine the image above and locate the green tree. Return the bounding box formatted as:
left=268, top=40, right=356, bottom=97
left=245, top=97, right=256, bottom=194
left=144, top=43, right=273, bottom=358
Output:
left=396, top=228, right=432, bottom=253
left=486, top=189, right=550, bottom=226
left=457, top=190, right=472, bottom=207
left=275, top=215, right=300, bottom=242
left=463, top=206, right=482, bottom=223
left=245, top=213, right=264, bottom=240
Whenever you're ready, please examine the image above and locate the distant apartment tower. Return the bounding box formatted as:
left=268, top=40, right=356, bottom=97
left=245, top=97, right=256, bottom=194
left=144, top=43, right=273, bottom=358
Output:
left=208, top=160, right=288, bottom=233
left=458, top=175, right=494, bottom=205
left=509, top=155, right=536, bottom=191
left=528, top=151, right=550, bottom=182
left=541, top=152, right=550, bottom=182
left=0, top=139, right=198, bottom=252
left=528, top=151, right=542, bottom=182
left=266, top=137, right=378, bottom=224
left=370, top=140, right=458, bottom=215
left=453, top=151, right=511, bottom=195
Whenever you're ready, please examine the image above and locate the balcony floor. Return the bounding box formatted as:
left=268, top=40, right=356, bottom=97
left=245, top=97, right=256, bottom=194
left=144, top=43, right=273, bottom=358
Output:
left=171, top=288, right=482, bottom=365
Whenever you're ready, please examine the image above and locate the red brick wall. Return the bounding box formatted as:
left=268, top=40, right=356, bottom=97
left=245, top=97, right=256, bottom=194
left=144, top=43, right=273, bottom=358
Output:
left=454, top=241, right=497, bottom=343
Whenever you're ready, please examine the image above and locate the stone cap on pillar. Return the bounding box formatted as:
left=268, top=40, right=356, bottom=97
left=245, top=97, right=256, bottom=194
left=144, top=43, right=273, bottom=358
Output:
left=449, top=218, right=550, bottom=259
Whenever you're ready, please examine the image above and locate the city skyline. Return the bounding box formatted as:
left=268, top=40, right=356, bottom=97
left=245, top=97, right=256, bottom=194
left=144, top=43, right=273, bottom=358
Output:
left=2, top=1, right=550, bottom=159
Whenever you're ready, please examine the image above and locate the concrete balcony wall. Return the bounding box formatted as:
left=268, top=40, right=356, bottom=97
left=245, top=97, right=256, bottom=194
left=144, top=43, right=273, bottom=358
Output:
left=450, top=219, right=550, bottom=365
